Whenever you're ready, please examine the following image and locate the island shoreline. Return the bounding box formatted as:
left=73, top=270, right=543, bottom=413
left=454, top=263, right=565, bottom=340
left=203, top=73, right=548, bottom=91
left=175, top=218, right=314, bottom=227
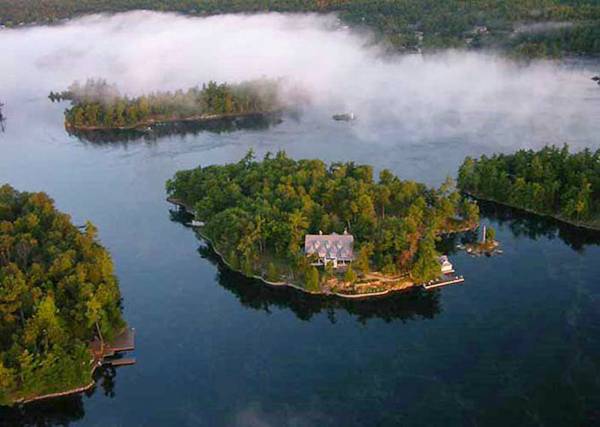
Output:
left=168, top=197, right=473, bottom=299
left=65, top=110, right=282, bottom=132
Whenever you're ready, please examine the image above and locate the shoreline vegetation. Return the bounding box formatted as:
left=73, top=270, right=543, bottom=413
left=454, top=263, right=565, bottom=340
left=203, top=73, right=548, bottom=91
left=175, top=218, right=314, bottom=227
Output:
left=167, top=151, right=480, bottom=298
left=51, top=78, right=288, bottom=133
left=2, top=1, right=600, bottom=58
left=0, top=185, right=127, bottom=406
left=458, top=145, right=600, bottom=232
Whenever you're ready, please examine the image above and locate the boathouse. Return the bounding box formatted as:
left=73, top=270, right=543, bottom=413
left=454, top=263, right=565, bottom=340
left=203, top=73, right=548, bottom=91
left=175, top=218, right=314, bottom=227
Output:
left=439, top=255, right=454, bottom=274
left=304, top=231, right=354, bottom=268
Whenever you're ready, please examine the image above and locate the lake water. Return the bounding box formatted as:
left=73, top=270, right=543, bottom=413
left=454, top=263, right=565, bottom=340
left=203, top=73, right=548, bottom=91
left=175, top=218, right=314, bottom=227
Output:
left=1, top=13, right=600, bottom=427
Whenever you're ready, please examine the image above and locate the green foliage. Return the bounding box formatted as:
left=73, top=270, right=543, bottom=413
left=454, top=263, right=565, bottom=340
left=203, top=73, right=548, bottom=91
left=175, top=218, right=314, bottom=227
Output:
left=486, top=226, right=496, bottom=242
left=305, top=267, right=320, bottom=292
left=355, top=243, right=373, bottom=275
left=458, top=145, right=600, bottom=226
left=167, top=151, right=477, bottom=284
left=2, top=1, right=600, bottom=57
left=0, top=185, right=124, bottom=404
left=411, top=232, right=440, bottom=283
left=60, top=78, right=282, bottom=129
left=344, top=265, right=357, bottom=283
left=266, top=262, right=279, bottom=282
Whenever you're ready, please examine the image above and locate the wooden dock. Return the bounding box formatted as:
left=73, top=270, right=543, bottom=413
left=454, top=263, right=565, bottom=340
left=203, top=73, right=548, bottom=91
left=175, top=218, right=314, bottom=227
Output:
left=91, top=328, right=136, bottom=359
left=104, top=358, right=136, bottom=367
left=422, top=275, right=465, bottom=290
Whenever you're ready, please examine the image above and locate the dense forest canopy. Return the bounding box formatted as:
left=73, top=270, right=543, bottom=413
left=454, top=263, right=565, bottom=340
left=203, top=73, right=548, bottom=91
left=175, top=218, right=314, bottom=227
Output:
left=0, top=185, right=124, bottom=405
left=2, top=0, right=600, bottom=57
left=56, top=78, right=284, bottom=129
left=458, top=145, right=600, bottom=228
left=167, top=151, right=479, bottom=288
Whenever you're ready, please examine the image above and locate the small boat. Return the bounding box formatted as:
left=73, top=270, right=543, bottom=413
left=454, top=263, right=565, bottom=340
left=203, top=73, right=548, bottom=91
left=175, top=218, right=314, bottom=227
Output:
left=189, top=220, right=205, bottom=227
left=332, top=112, right=356, bottom=121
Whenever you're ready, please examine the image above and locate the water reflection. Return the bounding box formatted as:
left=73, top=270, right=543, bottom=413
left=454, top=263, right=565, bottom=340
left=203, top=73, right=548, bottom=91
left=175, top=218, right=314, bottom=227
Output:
left=67, top=113, right=283, bottom=144
left=0, top=367, right=117, bottom=427
left=166, top=208, right=440, bottom=322
left=172, top=197, right=600, bottom=325
left=437, top=198, right=600, bottom=256
left=198, top=244, right=442, bottom=324
left=477, top=198, right=600, bottom=251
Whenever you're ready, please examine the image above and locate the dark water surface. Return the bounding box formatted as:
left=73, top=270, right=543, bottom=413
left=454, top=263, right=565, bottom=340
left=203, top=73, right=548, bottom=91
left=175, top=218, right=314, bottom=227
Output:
left=2, top=17, right=600, bottom=427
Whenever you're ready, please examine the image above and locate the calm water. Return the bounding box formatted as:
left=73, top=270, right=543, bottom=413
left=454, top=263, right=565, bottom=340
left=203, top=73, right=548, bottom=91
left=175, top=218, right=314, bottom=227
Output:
left=2, top=14, right=600, bottom=427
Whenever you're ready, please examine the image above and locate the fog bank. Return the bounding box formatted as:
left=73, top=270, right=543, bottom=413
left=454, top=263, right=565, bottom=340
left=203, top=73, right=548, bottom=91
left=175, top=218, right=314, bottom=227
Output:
left=1, top=11, right=599, bottom=150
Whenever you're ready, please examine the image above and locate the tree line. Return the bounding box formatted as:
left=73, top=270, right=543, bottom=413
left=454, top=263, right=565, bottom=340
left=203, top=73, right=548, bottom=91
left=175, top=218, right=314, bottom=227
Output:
left=167, top=151, right=479, bottom=290
left=0, top=185, right=125, bottom=405
left=57, top=78, right=283, bottom=130
left=1, top=0, right=600, bottom=57
left=458, top=145, right=600, bottom=228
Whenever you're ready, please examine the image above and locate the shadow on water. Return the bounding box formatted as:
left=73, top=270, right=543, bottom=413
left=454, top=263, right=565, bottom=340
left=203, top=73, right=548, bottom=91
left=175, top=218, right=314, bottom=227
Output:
left=0, top=367, right=117, bottom=427
left=67, top=113, right=283, bottom=144
left=477, top=198, right=600, bottom=251
left=170, top=208, right=441, bottom=323
left=439, top=198, right=600, bottom=255
left=197, top=244, right=442, bottom=324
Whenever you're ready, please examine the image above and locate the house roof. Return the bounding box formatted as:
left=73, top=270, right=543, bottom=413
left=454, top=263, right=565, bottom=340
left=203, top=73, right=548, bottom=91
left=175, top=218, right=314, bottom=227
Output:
left=304, top=232, right=354, bottom=260
left=439, top=255, right=452, bottom=266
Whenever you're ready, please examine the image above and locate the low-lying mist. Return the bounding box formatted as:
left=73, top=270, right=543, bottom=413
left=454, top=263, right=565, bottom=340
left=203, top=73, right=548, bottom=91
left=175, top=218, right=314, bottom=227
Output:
left=1, top=11, right=599, bottom=151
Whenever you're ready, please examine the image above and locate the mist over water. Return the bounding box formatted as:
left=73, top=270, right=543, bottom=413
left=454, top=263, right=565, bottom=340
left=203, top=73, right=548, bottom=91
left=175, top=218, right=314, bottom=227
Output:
left=2, top=11, right=599, bottom=155
left=2, top=11, right=600, bottom=427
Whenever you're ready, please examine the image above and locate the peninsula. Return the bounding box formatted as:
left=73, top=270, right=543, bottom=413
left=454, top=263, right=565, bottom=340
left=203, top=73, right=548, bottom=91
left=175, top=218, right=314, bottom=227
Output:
left=458, top=145, right=600, bottom=231
left=0, top=185, right=129, bottom=405
left=53, top=78, right=285, bottom=132
left=167, top=151, right=480, bottom=297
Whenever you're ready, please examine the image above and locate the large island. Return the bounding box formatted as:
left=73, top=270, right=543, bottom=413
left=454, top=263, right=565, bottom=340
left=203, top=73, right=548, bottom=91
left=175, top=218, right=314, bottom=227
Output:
left=54, top=78, right=285, bottom=132
left=458, top=145, right=600, bottom=230
left=167, top=152, right=479, bottom=297
left=0, top=185, right=127, bottom=405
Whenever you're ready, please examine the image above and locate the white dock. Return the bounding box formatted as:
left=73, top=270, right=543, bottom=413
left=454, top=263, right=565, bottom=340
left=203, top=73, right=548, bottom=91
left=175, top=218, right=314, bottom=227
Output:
left=422, top=275, right=465, bottom=290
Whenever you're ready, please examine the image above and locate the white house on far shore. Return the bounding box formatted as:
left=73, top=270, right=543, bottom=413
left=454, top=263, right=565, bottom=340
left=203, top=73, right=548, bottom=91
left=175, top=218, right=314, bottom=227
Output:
left=304, top=231, right=354, bottom=268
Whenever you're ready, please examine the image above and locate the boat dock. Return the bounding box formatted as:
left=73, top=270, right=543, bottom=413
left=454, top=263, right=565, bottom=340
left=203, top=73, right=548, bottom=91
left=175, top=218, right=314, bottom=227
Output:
left=422, top=275, right=465, bottom=290
left=104, top=357, right=136, bottom=367
left=91, top=327, right=136, bottom=363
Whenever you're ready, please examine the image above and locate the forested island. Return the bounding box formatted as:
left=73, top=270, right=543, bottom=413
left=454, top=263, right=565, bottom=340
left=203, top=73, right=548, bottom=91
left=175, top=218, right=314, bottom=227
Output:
left=2, top=0, right=600, bottom=58
left=458, top=145, right=600, bottom=230
left=167, top=151, right=479, bottom=296
left=53, top=78, right=284, bottom=131
left=0, top=185, right=125, bottom=405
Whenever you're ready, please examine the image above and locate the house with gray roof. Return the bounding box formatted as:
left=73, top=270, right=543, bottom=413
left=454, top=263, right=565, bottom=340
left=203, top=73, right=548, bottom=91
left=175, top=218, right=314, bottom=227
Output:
left=304, top=231, right=354, bottom=268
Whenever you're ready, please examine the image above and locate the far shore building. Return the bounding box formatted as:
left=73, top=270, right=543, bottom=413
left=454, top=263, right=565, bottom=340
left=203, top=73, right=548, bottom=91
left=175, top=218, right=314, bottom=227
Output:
left=304, top=231, right=354, bottom=268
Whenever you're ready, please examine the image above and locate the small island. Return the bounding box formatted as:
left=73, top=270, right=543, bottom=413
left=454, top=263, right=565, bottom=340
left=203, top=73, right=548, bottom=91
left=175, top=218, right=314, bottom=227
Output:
left=167, top=151, right=480, bottom=297
left=0, top=185, right=132, bottom=406
left=51, top=78, right=285, bottom=132
left=460, top=225, right=501, bottom=256
left=458, top=145, right=600, bottom=230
